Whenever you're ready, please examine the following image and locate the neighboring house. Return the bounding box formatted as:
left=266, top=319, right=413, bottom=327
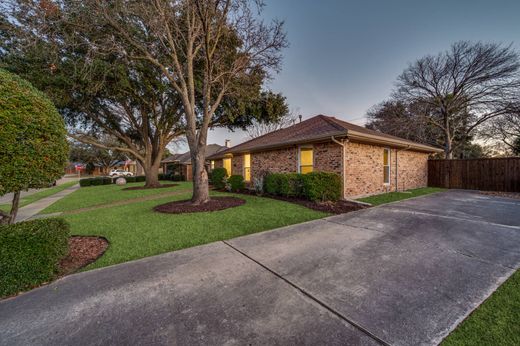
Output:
left=207, top=115, right=443, bottom=198
left=64, top=159, right=143, bottom=176
left=162, top=144, right=227, bottom=181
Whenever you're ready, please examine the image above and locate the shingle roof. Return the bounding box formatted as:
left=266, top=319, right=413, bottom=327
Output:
left=162, top=144, right=227, bottom=165
left=208, top=115, right=442, bottom=158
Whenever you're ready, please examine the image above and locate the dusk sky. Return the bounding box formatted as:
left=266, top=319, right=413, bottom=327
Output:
left=203, top=0, right=520, bottom=150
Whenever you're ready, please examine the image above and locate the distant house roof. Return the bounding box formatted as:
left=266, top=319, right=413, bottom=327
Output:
left=162, top=144, right=227, bottom=165
left=208, top=114, right=442, bottom=159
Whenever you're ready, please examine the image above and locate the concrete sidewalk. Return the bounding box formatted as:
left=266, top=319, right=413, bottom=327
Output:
left=15, top=184, right=79, bottom=222
left=1, top=190, right=519, bottom=345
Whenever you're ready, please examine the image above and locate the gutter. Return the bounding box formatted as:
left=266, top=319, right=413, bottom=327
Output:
left=395, top=145, right=411, bottom=192
left=331, top=134, right=348, bottom=200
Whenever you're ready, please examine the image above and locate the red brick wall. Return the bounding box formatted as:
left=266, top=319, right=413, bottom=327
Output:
left=344, top=142, right=429, bottom=197
left=251, top=147, right=299, bottom=180
left=232, top=155, right=244, bottom=176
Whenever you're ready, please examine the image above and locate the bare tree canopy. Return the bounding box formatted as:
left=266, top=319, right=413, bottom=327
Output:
left=480, top=103, right=520, bottom=155
left=394, top=41, right=520, bottom=158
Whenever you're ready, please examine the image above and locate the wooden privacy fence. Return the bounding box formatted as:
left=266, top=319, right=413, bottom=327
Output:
left=428, top=157, right=520, bottom=192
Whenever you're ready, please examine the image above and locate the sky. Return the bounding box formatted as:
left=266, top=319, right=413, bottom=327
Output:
left=201, top=0, right=520, bottom=151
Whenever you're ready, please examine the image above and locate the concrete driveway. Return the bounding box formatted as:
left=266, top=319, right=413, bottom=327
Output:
left=1, top=190, right=519, bottom=345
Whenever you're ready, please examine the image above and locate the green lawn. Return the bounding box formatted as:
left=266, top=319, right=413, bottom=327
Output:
left=0, top=181, right=78, bottom=212
left=44, top=183, right=327, bottom=270
left=41, top=181, right=192, bottom=214
left=357, top=187, right=445, bottom=206
left=442, top=269, right=519, bottom=345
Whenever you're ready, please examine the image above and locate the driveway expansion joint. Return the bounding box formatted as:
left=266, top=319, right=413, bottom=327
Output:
left=221, top=240, right=391, bottom=346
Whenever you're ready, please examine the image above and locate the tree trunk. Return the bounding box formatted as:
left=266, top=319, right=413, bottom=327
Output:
left=444, top=131, right=453, bottom=159
left=8, top=191, right=21, bottom=225
left=143, top=161, right=161, bottom=188
left=191, top=150, right=210, bottom=205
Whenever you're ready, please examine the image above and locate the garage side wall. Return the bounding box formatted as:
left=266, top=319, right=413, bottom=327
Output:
left=345, top=142, right=429, bottom=198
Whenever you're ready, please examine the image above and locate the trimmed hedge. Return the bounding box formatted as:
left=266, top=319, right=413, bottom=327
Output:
left=210, top=168, right=227, bottom=189
left=0, top=218, right=70, bottom=298
left=135, top=175, right=146, bottom=182
left=228, top=175, right=245, bottom=192
left=301, top=172, right=342, bottom=202
left=264, top=172, right=342, bottom=202
left=125, top=176, right=136, bottom=183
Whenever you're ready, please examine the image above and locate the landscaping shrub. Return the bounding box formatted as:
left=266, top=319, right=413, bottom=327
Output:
left=79, top=178, right=92, bottom=187
left=210, top=168, right=227, bottom=189
left=264, top=172, right=342, bottom=201
left=135, top=175, right=146, bottom=182
left=0, top=218, right=70, bottom=298
left=228, top=175, right=245, bottom=192
left=102, top=177, right=112, bottom=185
left=90, top=177, right=104, bottom=186
left=158, top=173, right=165, bottom=180
left=301, top=172, right=342, bottom=202
left=125, top=176, right=136, bottom=183
left=171, top=174, right=185, bottom=182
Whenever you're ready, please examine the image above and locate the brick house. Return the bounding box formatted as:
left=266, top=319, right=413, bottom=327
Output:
left=162, top=144, right=227, bottom=181
left=207, top=115, right=442, bottom=198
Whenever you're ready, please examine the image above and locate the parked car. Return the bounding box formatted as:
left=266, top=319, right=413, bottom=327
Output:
left=109, top=169, right=134, bottom=177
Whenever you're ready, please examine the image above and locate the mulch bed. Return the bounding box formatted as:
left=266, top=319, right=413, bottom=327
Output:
left=226, top=188, right=368, bottom=214
left=154, top=196, right=246, bottom=214
left=265, top=195, right=367, bottom=214
left=58, top=236, right=109, bottom=275
left=123, top=183, right=178, bottom=191
left=479, top=191, right=520, bottom=200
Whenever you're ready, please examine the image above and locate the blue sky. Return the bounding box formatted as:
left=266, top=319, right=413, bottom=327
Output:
left=204, top=0, right=520, bottom=150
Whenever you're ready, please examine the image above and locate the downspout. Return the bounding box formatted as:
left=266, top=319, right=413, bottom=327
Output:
left=395, top=145, right=411, bottom=192
left=331, top=134, right=348, bottom=199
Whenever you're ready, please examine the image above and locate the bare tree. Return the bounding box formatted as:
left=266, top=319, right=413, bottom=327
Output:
left=395, top=41, right=520, bottom=158
left=480, top=103, right=520, bottom=154
left=245, top=93, right=293, bottom=139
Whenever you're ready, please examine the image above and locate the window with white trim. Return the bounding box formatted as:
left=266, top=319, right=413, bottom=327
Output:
left=383, top=148, right=390, bottom=184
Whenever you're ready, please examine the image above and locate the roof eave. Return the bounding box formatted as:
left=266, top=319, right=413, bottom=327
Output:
left=347, top=130, right=443, bottom=153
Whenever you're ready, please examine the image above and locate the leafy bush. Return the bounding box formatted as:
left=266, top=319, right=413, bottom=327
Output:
left=265, top=173, right=301, bottom=196
left=210, top=168, right=227, bottom=189
left=90, top=177, right=104, bottom=186
left=171, top=174, right=185, bottom=182
left=301, top=172, right=342, bottom=202
left=0, top=69, right=68, bottom=223
left=135, top=175, right=146, bottom=182
left=264, top=172, right=342, bottom=201
left=253, top=176, right=264, bottom=195
left=158, top=173, right=166, bottom=180
left=125, top=176, right=136, bottom=183
left=0, top=218, right=70, bottom=298
left=228, top=175, right=245, bottom=192
left=102, top=177, right=112, bottom=185
left=79, top=178, right=92, bottom=187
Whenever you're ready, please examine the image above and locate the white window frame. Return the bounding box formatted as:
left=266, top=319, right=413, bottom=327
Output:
left=383, top=148, right=391, bottom=185
left=298, top=146, right=314, bottom=174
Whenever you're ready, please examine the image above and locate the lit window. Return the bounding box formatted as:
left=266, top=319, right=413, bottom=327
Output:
left=383, top=148, right=390, bottom=184
left=243, top=154, right=251, bottom=181
left=210, top=160, right=215, bottom=171
left=299, top=147, right=313, bottom=174
left=223, top=157, right=232, bottom=176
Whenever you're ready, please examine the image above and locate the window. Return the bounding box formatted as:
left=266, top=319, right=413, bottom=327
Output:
left=299, top=147, right=313, bottom=174
left=210, top=160, right=215, bottom=171
left=383, top=148, right=390, bottom=184
left=243, top=154, right=251, bottom=181
left=223, top=157, right=232, bottom=176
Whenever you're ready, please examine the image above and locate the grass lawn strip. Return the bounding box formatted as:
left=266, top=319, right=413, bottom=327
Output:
left=61, top=191, right=327, bottom=270
left=356, top=187, right=445, bottom=206
left=40, top=181, right=192, bottom=214
left=0, top=181, right=78, bottom=212
left=62, top=188, right=193, bottom=215
left=442, top=269, right=519, bottom=345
